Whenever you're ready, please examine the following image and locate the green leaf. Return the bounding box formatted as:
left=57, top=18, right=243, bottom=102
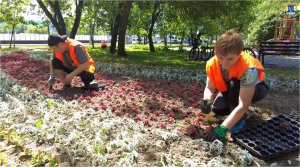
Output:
left=47, top=101, right=54, bottom=108
left=35, top=119, right=43, bottom=128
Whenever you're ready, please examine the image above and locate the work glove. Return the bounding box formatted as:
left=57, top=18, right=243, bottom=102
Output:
left=199, top=99, right=211, bottom=114
left=48, top=74, right=56, bottom=84
left=204, top=124, right=228, bottom=143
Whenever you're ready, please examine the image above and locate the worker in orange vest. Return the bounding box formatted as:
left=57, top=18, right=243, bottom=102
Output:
left=200, top=29, right=268, bottom=143
left=101, top=41, right=107, bottom=49
left=47, top=35, right=97, bottom=90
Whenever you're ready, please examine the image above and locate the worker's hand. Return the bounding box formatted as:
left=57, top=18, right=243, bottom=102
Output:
left=64, top=74, right=74, bottom=84
left=48, top=74, right=56, bottom=84
left=199, top=99, right=211, bottom=114
left=204, top=125, right=228, bottom=143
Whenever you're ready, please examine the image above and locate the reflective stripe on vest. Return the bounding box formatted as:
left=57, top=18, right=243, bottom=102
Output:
left=54, top=38, right=95, bottom=73
left=206, top=52, right=265, bottom=92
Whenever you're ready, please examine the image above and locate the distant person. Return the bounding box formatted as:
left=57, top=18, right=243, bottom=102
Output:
left=47, top=34, right=97, bottom=91
left=101, top=41, right=107, bottom=49
left=200, top=29, right=268, bottom=143
left=191, top=32, right=202, bottom=48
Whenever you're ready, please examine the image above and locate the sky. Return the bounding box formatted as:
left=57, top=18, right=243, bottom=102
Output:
left=22, top=1, right=43, bottom=21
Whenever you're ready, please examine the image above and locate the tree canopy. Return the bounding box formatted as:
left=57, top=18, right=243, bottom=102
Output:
left=1, top=0, right=299, bottom=51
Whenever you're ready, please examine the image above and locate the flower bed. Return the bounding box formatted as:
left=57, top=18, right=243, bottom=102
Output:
left=0, top=50, right=298, bottom=166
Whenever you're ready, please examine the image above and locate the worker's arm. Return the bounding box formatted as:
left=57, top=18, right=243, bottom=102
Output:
left=221, top=86, right=255, bottom=128
left=200, top=76, right=215, bottom=113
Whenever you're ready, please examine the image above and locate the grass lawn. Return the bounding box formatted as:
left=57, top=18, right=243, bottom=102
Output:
left=87, top=44, right=206, bottom=70
left=1, top=44, right=299, bottom=80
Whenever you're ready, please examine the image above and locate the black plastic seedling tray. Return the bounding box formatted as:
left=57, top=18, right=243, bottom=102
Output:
left=232, top=115, right=300, bottom=160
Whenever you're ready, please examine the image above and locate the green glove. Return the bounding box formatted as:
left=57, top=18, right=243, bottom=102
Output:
left=214, top=125, right=229, bottom=138
left=199, top=99, right=211, bottom=114
left=204, top=125, right=229, bottom=142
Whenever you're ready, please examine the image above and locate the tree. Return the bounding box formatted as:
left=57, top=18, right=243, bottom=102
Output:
left=37, top=0, right=84, bottom=38
left=26, top=25, right=48, bottom=34
left=117, top=1, right=133, bottom=56
left=245, top=1, right=296, bottom=46
left=128, top=3, right=151, bottom=45
left=80, top=0, right=107, bottom=48
left=148, top=2, right=162, bottom=53
left=0, top=0, right=30, bottom=48
left=110, top=2, right=123, bottom=54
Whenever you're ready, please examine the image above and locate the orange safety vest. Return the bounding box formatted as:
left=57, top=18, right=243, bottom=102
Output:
left=54, top=38, right=95, bottom=73
left=206, top=52, right=265, bottom=92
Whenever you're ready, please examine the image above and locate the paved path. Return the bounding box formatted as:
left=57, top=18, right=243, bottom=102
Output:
left=262, top=55, right=300, bottom=69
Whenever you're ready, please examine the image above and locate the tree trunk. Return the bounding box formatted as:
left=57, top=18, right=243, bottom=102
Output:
left=117, top=1, right=133, bottom=56
left=70, top=0, right=84, bottom=39
left=50, top=1, right=66, bottom=35
left=13, top=32, right=15, bottom=48
left=179, top=34, right=185, bottom=51
left=148, top=2, right=161, bottom=53
left=47, top=23, right=50, bottom=35
left=9, top=25, right=15, bottom=48
left=137, top=35, right=141, bottom=44
left=89, top=23, right=95, bottom=48
left=164, top=35, right=167, bottom=46
left=110, top=7, right=122, bottom=54
left=37, top=1, right=65, bottom=35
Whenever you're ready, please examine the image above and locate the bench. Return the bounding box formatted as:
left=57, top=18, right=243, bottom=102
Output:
left=258, top=42, right=300, bottom=64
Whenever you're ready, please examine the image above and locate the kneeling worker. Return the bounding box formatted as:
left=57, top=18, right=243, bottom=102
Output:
left=47, top=34, right=98, bottom=91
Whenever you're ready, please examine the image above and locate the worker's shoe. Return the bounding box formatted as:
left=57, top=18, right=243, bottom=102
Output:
left=81, top=82, right=99, bottom=91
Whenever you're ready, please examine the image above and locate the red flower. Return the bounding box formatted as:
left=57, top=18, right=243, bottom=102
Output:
left=193, top=116, right=203, bottom=126
left=101, top=105, right=107, bottom=110
left=159, top=91, right=165, bottom=97
left=143, top=119, right=150, bottom=126
left=185, top=118, right=192, bottom=124
left=167, top=117, right=175, bottom=123
left=192, top=102, right=200, bottom=108
left=171, top=106, right=180, bottom=112
left=168, top=112, right=175, bottom=118
left=149, top=114, right=157, bottom=121
left=143, top=110, right=149, bottom=115
left=187, top=127, right=197, bottom=136
left=114, top=110, right=121, bottom=116
left=124, top=113, right=131, bottom=118
left=155, top=110, right=162, bottom=116
left=85, top=96, right=92, bottom=101
left=134, top=115, right=142, bottom=122
left=160, top=123, right=166, bottom=129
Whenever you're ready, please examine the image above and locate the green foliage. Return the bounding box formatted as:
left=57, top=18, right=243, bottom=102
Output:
left=35, top=119, right=43, bottom=128
left=264, top=67, right=300, bottom=80
left=26, top=25, right=48, bottom=34
left=131, top=44, right=149, bottom=50
left=244, top=1, right=298, bottom=46
left=46, top=152, right=60, bottom=167
left=30, top=150, right=46, bottom=166
left=0, top=153, right=8, bottom=166
left=79, top=0, right=108, bottom=35
left=128, top=2, right=151, bottom=38
left=93, top=141, right=108, bottom=156
left=0, top=0, right=30, bottom=28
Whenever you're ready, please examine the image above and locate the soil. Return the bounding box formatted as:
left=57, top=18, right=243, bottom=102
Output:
left=0, top=51, right=299, bottom=166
